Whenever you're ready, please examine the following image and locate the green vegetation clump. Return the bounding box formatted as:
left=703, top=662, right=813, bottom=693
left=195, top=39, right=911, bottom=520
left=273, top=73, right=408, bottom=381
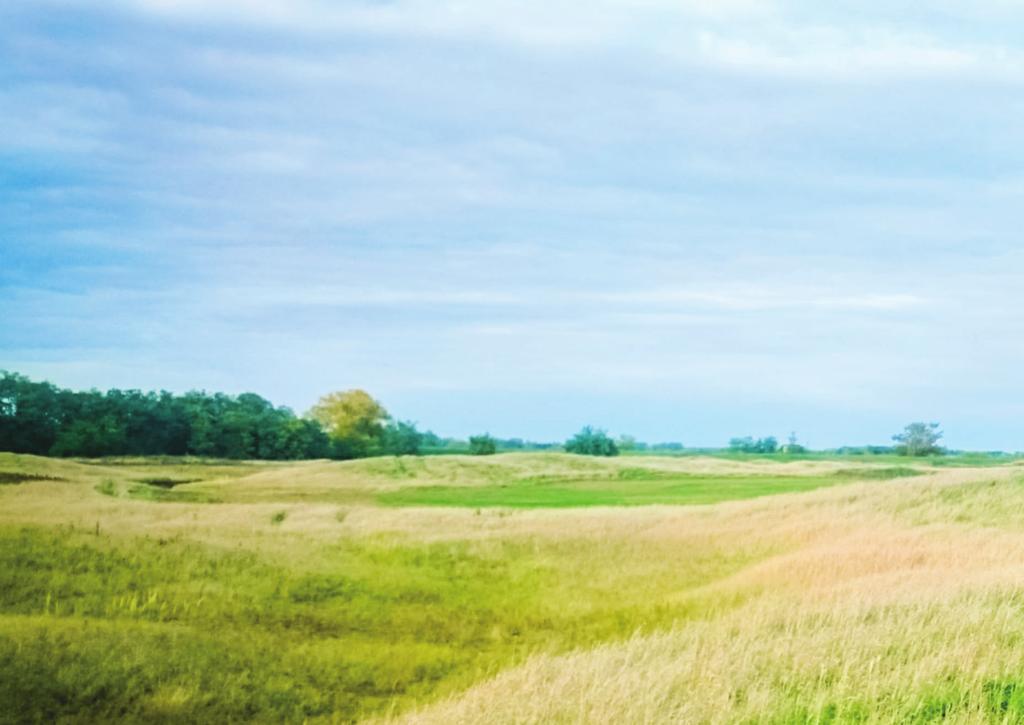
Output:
left=0, top=371, right=331, bottom=460
left=565, top=427, right=619, bottom=457
left=381, top=420, right=425, bottom=456
left=0, top=372, right=446, bottom=462
left=728, top=436, right=779, bottom=454
left=94, top=480, right=117, bottom=497
left=469, top=434, right=497, bottom=455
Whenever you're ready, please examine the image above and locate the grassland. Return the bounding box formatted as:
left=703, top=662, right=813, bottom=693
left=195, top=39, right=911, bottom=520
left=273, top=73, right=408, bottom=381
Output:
left=1, top=452, right=1023, bottom=723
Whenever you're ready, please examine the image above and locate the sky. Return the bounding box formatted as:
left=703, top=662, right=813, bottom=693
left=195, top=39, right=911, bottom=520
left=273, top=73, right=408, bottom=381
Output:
left=2, top=1, right=1024, bottom=449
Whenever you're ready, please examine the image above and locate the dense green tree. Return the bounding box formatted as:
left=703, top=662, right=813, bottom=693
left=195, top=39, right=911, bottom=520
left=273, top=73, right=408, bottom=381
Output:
left=0, top=372, right=65, bottom=454
left=420, top=431, right=444, bottom=449
left=0, top=371, right=336, bottom=460
left=50, top=416, right=126, bottom=457
left=381, top=420, right=424, bottom=456
left=565, top=426, right=619, bottom=457
left=469, top=434, right=497, bottom=455
left=276, top=418, right=332, bottom=459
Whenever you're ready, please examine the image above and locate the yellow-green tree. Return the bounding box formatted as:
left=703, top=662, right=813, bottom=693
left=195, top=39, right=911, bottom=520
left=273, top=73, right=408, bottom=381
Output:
left=308, top=390, right=389, bottom=458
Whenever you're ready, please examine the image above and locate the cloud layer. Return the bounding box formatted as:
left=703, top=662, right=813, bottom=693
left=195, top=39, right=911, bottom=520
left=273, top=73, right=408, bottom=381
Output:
left=3, top=0, right=1024, bottom=447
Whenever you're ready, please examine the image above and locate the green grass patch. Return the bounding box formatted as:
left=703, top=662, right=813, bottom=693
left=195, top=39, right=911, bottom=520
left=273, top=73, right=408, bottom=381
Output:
left=378, top=473, right=853, bottom=509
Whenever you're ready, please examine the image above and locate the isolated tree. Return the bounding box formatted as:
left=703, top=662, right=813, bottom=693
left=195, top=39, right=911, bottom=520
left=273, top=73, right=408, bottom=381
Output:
left=783, top=431, right=807, bottom=454
left=893, top=422, right=943, bottom=456
left=469, top=434, right=497, bottom=455
left=308, top=389, right=389, bottom=458
left=565, top=426, right=619, bottom=457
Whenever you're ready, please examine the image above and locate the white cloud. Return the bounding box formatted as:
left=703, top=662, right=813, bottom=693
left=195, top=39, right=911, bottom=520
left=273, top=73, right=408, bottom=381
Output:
left=693, top=28, right=982, bottom=79
left=77, top=0, right=1024, bottom=86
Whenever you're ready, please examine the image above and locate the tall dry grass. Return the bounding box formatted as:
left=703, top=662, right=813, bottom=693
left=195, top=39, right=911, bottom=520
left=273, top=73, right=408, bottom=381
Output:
left=3, top=453, right=1024, bottom=721
left=388, top=466, right=1024, bottom=723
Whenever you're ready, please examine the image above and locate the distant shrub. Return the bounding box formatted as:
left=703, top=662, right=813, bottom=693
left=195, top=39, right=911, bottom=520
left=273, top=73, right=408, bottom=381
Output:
left=469, top=434, right=497, bottom=455
left=833, top=446, right=895, bottom=456
left=651, top=442, right=684, bottom=451
left=728, top=436, right=779, bottom=454
left=565, top=426, right=619, bottom=457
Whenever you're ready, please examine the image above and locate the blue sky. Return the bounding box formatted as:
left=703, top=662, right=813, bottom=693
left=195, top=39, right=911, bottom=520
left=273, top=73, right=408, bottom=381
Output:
left=2, top=1, right=1024, bottom=449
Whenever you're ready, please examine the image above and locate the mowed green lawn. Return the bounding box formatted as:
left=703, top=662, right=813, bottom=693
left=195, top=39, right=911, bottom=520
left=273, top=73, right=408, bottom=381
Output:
left=378, top=467, right=921, bottom=508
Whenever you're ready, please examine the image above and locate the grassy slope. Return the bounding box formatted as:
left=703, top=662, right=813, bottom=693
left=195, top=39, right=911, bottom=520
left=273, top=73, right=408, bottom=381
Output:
left=0, top=452, right=1022, bottom=723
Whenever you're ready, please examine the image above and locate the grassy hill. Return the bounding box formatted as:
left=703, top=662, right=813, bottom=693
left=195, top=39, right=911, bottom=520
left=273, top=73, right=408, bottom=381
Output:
left=1, top=452, right=1023, bottom=722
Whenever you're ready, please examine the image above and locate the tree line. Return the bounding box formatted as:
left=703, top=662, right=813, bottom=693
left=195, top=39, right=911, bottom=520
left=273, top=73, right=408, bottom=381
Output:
left=564, top=424, right=947, bottom=458
left=0, top=371, right=954, bottom=460
left=0, top=371, right=437, bottom=460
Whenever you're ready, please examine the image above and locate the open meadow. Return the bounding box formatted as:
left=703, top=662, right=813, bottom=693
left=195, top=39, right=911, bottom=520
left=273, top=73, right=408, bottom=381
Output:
left=4, top=452, right=1024, bottom=723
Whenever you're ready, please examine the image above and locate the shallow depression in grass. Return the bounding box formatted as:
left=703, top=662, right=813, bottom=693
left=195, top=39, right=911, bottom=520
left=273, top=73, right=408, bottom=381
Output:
left=0, top=519, right=765, bottom=722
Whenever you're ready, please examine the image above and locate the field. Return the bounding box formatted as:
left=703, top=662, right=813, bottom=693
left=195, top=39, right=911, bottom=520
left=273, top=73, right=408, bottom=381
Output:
left=3, top=452, right=1024, bottom=723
